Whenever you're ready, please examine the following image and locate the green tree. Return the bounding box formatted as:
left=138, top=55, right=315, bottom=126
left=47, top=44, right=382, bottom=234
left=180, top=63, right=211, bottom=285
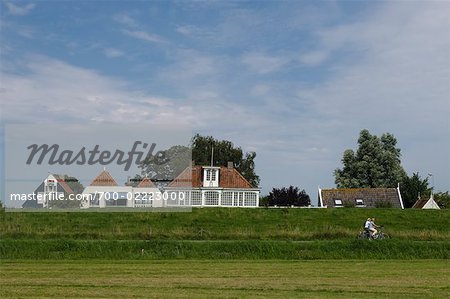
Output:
left=334, top=129, right=407, bottom=188
left=400, top=172, right=431, bottom=208
left=267, top=186, right=310, bottom=207
left=434, top=191, right=450, bottom=209
left=191, top=134, right=260, bottom=187
left=139, top=145, right=191, bottom=182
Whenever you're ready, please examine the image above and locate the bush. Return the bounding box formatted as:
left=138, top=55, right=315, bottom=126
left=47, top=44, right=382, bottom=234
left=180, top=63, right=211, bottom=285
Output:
left=375, top=201, right=393, bottom=208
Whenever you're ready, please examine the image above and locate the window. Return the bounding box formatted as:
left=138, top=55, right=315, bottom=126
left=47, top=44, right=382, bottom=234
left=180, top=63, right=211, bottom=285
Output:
left=204, top=191, right=219, bottom=206
left=191, top=191, right=202, bottom=206
left=89, top=193, right=100, bottom=206
left=105, top=192, right=128, bottom=206
left=203, top=168, right=219, bottom=187
left=334, top=199, right=343, bottom=207
left=234, top=192, right=244, bottom=206
left=244, top=192, right=257, bottom=207
left=355, top=199, right=365, bottom=206
left=222, top=192, right=233, bottom=206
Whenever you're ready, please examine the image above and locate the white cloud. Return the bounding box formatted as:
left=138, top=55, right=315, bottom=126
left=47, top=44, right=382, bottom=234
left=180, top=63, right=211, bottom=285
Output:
left=176, top=25, right=216, bottom=40
left=104, top=48, right=124, bottom=58
left=5, top=2, right=35, bottom=16
left=122, top=29, right=166, bottom=44
left=298, top=50, right=328, bottom=66
left=1, top=56, right=172, bottom=123
left=113, top=13, right=138, bottom=28
left=1, top=55, right=267, bottom=132
left=241, top=52, right=290, bottom=74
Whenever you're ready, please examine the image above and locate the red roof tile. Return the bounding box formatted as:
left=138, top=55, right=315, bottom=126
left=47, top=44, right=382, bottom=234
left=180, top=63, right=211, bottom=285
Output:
left=90, top=169, right=118, bottom=186
left=168, top=166, right=253, bottom=188
left=53, top=174, right=74, bottom=194
left=136, top=176, right=156, bottom=188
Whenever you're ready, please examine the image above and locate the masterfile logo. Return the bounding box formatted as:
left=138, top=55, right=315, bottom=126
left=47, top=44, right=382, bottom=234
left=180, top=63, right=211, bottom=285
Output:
left=25, top=141, right=163, bottom=171
left=4, top=124, right=192, bottom=210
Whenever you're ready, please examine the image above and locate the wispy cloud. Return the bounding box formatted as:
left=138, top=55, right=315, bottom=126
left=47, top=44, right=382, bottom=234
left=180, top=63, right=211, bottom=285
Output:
left=104, top=48, right=124, bottom=58
left=113, top=13, right=138, bottom=28
left=241, top=52, right=290, bottom=74
left=298, top=50, right=328, bottom=66
left=122, top=29, right=166, bottom=44
left=5, top=2, right=35, bottom=16
left=1, top=55, right=266, bottom=131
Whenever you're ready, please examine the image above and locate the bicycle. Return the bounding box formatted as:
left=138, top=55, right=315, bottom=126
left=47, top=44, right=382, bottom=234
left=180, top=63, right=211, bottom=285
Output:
left=358, top=226, right=390, bottom=240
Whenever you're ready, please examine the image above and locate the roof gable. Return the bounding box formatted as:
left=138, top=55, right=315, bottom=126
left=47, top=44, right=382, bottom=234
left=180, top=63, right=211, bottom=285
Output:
left=136, top=176, right=156, bottom=188
left=90, top=169, right=118, bottom=186
left=412, top=196, right=440, bottom=209
left=52, top=174, right=74, bottom=194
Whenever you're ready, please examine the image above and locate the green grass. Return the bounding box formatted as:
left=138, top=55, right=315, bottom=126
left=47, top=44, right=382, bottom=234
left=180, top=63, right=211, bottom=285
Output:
left=1, top=239, right=449, bottom=260
left=1, top=208, right=449, bottom=260
left=1, top=208, right=449, bottom=240
left=1, top=259, right=449, bottom=298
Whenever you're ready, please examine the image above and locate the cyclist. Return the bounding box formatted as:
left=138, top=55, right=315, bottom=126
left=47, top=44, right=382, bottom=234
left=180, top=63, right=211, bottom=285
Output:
left=369, top=218, right=381, bottom=238
left=363, top=218, right=372, bottom=238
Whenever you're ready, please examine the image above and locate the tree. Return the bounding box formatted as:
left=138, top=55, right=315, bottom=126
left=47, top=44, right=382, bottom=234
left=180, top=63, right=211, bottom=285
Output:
left=434, top=191, right=450, bottom=209
left=267, top=186, right=310, bottom=207
left=191, top=134, right=260, bottom=187
left=137, top=134, right=260, bottom=188
left=139, top=145, right=191, bottom=183
left=400, top=172, right=431, bottom=208
left=334, top=129, right=407, bottom=188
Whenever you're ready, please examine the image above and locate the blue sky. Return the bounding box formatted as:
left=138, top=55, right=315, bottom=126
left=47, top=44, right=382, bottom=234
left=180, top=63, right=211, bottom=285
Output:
left=1, top=0, right=449, bottom=200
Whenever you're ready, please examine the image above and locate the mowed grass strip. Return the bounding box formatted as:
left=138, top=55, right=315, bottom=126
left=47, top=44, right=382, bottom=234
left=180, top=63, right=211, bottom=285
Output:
left=1, top=208, right=450, bottom=241
left=1, top=260, right=449, bottom=298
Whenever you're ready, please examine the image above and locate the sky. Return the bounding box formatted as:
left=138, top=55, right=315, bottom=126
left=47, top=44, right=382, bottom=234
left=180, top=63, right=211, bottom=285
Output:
left=1, top=0, right=449, bottom=203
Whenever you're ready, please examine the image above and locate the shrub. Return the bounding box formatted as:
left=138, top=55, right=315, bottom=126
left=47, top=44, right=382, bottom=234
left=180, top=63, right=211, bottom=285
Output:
left=375, top=201, right=393, bottom=208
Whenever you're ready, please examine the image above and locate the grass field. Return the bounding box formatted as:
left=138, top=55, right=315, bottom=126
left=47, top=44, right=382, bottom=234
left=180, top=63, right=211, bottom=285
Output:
left=1, top=208, right=449, bottom=297
left=1, top=260, right=449, bottom=298
left=2, top=208, right=450, bottom=240
left=1, top=239, right=449, bottom=260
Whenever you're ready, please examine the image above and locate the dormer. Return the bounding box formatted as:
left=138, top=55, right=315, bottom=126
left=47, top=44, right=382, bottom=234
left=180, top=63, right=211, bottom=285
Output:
left=203, top=166, right=220, bottom=187
left=44, top=174, right=58, bottom=193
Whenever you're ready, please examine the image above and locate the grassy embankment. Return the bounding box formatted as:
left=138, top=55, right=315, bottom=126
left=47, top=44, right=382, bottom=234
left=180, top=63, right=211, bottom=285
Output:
left=1, top=208, right=449, bottom=259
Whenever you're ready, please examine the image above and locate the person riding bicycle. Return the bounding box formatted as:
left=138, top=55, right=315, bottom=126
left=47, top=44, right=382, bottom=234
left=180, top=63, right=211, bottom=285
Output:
left=364, top=218, right=371, bottom=230
left=369, top=218, right=381, bottom=238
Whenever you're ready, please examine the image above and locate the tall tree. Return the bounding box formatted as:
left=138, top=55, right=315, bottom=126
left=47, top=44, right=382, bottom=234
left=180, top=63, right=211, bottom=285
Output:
left=139, top=145, right=191, bottom=182
left=191, top=134, right=260, bottom=187
left=434, top=192, right=450, bottom=209
left=400, top=173, right=431, bottom=208
left=334, top=129, right=407, bottom=188
left=267, top=186, right=310, bottom=207
left=138, top=134, right=260, bottom=188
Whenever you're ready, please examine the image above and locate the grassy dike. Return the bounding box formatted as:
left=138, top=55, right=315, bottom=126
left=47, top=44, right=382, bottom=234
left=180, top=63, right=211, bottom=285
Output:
left=1, top=208, right=449, bottom=260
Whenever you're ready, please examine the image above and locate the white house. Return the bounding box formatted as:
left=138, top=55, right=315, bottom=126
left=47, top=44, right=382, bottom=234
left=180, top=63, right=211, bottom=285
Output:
left=412, top=194, right=440, bottom=209
left=81, top=169, right=162, bottom=208
left=22, top=173, right=81, bottom=209
left=164, top=162, right=260, bottom=207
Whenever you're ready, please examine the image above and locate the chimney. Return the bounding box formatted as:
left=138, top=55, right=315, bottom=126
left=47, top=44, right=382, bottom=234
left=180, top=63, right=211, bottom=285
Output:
left=227, top=161, right=234, bottom=169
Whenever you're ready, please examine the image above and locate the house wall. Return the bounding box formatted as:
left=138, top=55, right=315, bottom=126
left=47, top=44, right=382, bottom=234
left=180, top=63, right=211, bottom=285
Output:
left=164, top=188, right=260, bottom=207
left=82, top=186, right=163, bottom=208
